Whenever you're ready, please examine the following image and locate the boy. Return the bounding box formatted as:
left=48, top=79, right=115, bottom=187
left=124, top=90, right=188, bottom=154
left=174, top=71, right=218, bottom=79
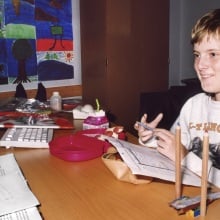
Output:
left=135, top=9, right=220, bottom=176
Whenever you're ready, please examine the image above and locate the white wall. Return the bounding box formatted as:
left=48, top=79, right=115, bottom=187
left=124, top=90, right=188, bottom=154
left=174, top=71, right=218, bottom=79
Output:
left=72, top=0, right=82, bottom=85
left=169, top=0, right=220, bottom=86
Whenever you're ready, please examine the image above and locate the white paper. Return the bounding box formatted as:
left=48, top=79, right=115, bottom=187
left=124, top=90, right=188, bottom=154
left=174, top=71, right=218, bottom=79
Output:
left=0, top=207, right=42, bottom=220
left=0, top=154, right=25, bottom=181
left=104, top=136, right=202, bottom=187
left=0, top=153, right=41, bottom=219
left=0, top=173, right=40, bottom=216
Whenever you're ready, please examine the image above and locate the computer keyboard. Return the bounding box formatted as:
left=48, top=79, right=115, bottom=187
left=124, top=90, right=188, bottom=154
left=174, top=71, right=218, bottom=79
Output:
left=0, top=127, right=53, bottom=148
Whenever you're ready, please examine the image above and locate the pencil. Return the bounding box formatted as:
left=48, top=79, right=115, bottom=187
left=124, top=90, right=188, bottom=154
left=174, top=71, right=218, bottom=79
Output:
left=175, top=125, right=181, bottom=199
left=200, top=131, right=209, bottom=216
left=136, top=121, right=153, bottom=131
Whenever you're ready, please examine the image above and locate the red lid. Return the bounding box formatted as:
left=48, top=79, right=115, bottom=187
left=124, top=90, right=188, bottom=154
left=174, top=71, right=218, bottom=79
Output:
left=49, top=130, right=111, bottom=161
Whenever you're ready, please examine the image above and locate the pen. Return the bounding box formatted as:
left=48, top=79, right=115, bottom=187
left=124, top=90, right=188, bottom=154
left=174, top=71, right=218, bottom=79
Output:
left=136, top=121, right=153, bottom=131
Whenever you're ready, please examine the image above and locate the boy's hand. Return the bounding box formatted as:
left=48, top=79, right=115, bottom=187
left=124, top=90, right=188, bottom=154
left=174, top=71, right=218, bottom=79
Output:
left=134, top=113, right=163, bottom=143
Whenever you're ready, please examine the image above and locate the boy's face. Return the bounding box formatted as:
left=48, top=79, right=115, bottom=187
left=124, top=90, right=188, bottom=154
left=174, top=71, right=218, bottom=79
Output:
left=193, top=34, right=220, bottom=100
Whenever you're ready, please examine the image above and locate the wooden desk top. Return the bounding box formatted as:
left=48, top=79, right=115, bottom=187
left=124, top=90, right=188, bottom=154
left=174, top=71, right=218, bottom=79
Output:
left=0, top=121, right=219, bottom=220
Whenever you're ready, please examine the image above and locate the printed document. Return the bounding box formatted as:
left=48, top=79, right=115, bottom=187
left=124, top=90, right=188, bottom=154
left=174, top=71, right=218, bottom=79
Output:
left=0, top=153, right=42, bottom=219
left=0, top=207, right=42, bottom=220
left=104, top=137, right=202, bottom=187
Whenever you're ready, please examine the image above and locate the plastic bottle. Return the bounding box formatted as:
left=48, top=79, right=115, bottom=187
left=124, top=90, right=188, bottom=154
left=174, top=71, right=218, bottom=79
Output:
left=50, top=91, right=62, bottom=111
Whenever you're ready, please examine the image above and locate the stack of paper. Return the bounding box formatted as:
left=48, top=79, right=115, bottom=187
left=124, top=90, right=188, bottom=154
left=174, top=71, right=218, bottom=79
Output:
left=0, top=153, right=42, bottom=220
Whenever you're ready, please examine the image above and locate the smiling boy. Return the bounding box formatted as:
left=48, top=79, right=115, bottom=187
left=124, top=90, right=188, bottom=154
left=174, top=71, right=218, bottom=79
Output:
left=135, top=9, right=220, bottom=185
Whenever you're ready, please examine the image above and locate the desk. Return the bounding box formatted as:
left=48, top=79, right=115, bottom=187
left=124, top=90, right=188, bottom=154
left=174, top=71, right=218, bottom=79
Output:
left=0, top=121, right=219, bottom=220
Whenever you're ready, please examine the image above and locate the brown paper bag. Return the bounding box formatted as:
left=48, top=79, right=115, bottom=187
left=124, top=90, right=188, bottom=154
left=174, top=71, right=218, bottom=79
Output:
left=102, top=147, right=153, bottom=184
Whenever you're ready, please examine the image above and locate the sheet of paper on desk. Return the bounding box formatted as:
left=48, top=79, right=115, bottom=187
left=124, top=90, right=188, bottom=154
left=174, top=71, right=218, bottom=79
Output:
left=0, top=153, right=25, bottom=181
left=0, top=154, right=41, bottom=219
left=105, top=137, right=201, bottom=187
left=0, top=207, right=42, bottom=220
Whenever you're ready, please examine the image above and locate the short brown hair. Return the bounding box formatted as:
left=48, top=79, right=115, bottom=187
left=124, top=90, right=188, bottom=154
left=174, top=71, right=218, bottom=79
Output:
left=191, top=9, right=220, bottom=44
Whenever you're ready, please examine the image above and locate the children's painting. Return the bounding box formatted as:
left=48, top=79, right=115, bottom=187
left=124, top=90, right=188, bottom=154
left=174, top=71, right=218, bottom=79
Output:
left=0, top=0, right=80, bottom=91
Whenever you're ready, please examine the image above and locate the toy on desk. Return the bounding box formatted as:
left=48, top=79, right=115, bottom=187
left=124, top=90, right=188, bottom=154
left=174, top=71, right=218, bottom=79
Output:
left=170, top=126, right=217, bottom=217
left=169, top=191, right=220, bottom=215
left=83, top=99, right=109, bottom=130
left=186, top=207, right=200, bottom=218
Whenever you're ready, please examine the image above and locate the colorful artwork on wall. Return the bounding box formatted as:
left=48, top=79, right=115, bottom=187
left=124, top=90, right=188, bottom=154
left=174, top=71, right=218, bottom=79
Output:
left=0, top=0, right=79, bottom=91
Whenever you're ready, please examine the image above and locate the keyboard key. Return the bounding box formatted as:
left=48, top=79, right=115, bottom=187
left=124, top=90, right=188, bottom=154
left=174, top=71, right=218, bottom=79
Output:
left=0, top=127, right=53, bottom=148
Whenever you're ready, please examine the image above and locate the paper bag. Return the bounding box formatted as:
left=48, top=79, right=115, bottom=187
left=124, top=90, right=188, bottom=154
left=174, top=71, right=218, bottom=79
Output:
left=102, top=147, right=152, bottom=184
